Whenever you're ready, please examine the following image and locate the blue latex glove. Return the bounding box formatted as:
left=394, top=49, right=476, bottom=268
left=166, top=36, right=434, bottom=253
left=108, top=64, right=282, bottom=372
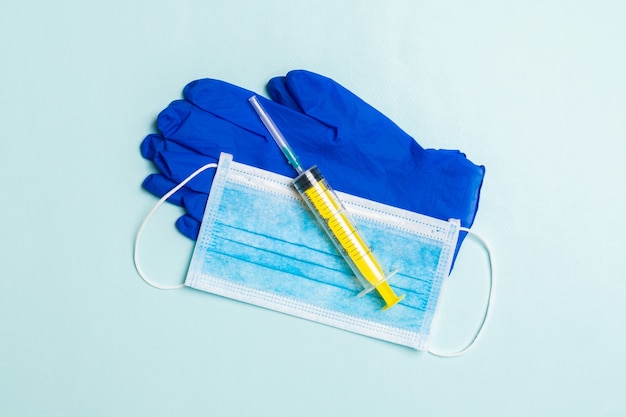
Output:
left=141, top=71, right=485, bottom=254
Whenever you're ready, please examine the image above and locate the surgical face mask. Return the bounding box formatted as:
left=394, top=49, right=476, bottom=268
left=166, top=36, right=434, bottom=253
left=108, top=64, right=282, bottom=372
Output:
left=135, top=153, right=493, bottom=355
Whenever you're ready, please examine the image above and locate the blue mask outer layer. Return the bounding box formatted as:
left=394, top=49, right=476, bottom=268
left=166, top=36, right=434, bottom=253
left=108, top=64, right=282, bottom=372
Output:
left=185, top=154, right=460, bottom=350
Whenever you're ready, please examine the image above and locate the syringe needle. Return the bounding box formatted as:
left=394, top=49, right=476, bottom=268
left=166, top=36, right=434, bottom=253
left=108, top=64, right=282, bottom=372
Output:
left=249, top=96, right=303, bottom=174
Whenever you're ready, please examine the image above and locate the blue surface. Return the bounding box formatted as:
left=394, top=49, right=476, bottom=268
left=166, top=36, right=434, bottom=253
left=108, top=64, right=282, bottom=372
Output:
left=1, top=1, right=625, bottom=416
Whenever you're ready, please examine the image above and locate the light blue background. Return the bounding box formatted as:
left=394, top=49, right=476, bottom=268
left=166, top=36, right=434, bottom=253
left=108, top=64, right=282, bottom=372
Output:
left=1, top=1, right=624, bottom=416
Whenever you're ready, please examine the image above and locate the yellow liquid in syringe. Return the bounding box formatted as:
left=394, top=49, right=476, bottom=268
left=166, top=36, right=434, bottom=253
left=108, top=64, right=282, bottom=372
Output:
left=295, top=167, right=404, bottom=310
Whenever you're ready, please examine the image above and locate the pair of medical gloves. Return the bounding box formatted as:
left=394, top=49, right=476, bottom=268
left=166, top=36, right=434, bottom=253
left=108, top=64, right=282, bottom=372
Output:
left=141, top=70, right=485, bottom=259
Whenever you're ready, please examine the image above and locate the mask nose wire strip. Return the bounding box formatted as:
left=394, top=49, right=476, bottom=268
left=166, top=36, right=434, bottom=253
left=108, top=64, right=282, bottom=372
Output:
left=133, top=163, right=218, bottom=290
left=428, top=227, right=494, bottom=358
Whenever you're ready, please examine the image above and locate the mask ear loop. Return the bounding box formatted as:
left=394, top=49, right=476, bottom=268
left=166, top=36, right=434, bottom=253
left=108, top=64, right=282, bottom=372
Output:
left=428, top=227, right=494, bottom=358
left=133, top=163, right=218, bottom=290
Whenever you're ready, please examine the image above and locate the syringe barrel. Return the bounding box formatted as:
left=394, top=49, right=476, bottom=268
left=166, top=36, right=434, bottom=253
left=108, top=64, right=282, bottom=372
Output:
left=293, top=167, right=404, bottom=310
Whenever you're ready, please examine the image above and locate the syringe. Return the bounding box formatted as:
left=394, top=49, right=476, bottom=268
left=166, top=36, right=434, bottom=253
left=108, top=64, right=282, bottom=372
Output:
left=249, top=96, right=404, bottom=310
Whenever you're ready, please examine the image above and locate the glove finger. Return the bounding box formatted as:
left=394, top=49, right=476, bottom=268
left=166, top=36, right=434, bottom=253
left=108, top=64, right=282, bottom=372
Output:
left=142, top=173, right=207, bottom=222
left=140, top=133, right=167, bottom=160
left=181, top=192, right=208, bottom=223
left=176, top=215, right=201, bottom=240
left=142, top=173, right=189, bottom=206
left=141, top=134, right=217, bottom=193
left=265, top=76, right=302, bottom=112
